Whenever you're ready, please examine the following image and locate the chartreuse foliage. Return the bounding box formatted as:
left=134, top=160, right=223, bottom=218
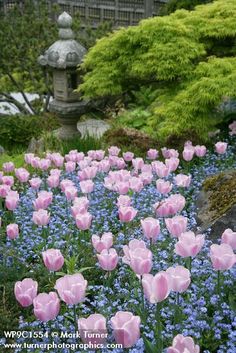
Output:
left=80, top=0, right=236, bottom=141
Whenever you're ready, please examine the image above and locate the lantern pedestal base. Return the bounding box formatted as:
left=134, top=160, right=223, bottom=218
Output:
left=49, top=99, right=91, bottom=140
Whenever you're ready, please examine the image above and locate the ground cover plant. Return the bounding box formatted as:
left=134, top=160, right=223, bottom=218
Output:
left=0, top=124, right=236, bottom=353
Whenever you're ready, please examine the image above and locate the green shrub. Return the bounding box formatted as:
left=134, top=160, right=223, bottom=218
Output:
left=0, top=114, right=59, bottom=151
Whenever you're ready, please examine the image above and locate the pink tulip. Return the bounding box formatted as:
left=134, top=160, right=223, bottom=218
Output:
left=75, top=212, right=92, bottom=230
left=78, top=166, right=98, bottom=180
left=123, top=151, right=134, bottom=162
left=139, top=172, right=153, bottom=185
left=3, top=161, right=15, bottom=172
left=29, top=177, right=42, bottom=190
left=162, top=148, right=179, bottom=159
left=50, top=168, right=61, bottom=177
left=129, top=177, right=143, bottom=193
left=32, top=209, right=50, bottom=226
left=14, top=278, right=38, bottom=307
left=221, top=228, right=236, bottom=250
left=118, top=206, right=137, bottom=222
left=15, top=168, right=30, bottom=183
left=165, top=216, right=188, bottom=237
left=215, top=142, right=227, bottom=154
left=60, top=179, right=74, bottom=192
left=147, top=149, right=158, bottom=160
left=132, top=158, right=144, bottom=171
left=33, top=191, right=53, bottom=210
left=92, top=232, right=113, bottom=253
left=130, top=247, right=152, bottom=275
left=0, top=184, right=11, bottom=198
left=195, top=145, right=207, bottom=157
left=33, top=292, right=60, bottom=322
left=80, top=180, right=94, bottom=194
left=155, top=194, right=185, bottom=217
left=51, top=153, right=64, bottom=167
left=39, top=158, right=51, bottom=171
left=182, top=147, right=195, bottom=161
left=6, top=223, right=19, bottom=239
left=5, top=191, right=19, bottom=211
left=117, top=195, right=131, bottom=208
left=55, top=273, right=87, bottom=305
left=111, top=311, right=141, bottom=348
left=42, top=249, right=64, bottom=272
left=167, top=334, right=200, bottom=353
left=97, top=248, right=118, bottom=271
left=123, top=239, right=147, bottom=265
left=174, top=174, right=191, bottom=188
left=115, top=181, right=130, bottom=195
left=65, top=161, right=76, bottom=173
left=210, top=243, right=236, bottom=270
left=165, top=157, right=180, bottom=172
left=156, top=179, right=172, bottom=194
left=166, top=266, right=191, bottom=293
left=152, top=161, right=169, bottom=178
left=47, top=175, right=60, bottom=188
left=141, top=217, right=160, bottom=242
left=64, top=186, right=78, bottom=201
left=2, top=175, right=14, bottom=187
left=142, top=271, right=171, bottom=303
left=78, top=314, right=107, bottom=346
left=175, top=231, right=205, bottom=258
left=108, top=146, right=120, bottom=156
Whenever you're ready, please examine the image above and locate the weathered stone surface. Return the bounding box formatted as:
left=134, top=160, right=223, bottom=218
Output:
left=27, top=137, right=45, bottom=154
left=0, top=145, right=5, bottom=154
left=196, top=170, right=236, bottom=240
left=77, top=119, right=110, bottom=139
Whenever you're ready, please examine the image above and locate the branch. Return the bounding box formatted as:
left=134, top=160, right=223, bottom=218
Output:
left=6, top=73, right=37, bottom=115
left=0, top=93, right=30, bottom=115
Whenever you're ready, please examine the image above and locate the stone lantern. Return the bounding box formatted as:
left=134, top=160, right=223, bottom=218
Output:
left=38, top=12, right=90, bottom=139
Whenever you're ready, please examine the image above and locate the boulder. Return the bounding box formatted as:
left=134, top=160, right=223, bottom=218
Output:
left=196, top=170, right=236, bottom=240
left=77, top=119, right=110, bottom=139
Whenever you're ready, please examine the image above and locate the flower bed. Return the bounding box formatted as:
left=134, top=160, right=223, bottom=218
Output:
left=0, top=131, right=236, bottom=353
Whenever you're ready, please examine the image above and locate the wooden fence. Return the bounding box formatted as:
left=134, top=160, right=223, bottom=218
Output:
left=0, top=0, right=168, bottom=26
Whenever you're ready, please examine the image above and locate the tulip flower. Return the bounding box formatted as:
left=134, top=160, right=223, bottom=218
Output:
left=2, top=162, right=15, bottom=173
left=33, top=292, right=60, bottom=322
left=78, top=314, right=107, bottom=346
left=123, top=151, right=134, bottom=161
left=5, top=191, right=19, bottom=211
left=92, top=232, right=113, bottom=253
left=65, top=161, right=76, bottom=173
left=0, top=184, right=11, bottom=198
left=108, top=146, right=120, bottom=156
left=42, top=249, right=64, bottom=272
left=215, top=142, right=227, bottom=154
left=2, top=176, right=14, bottom=187
left=6, top=223, right=19, bottom=239
left=80, top=180, right=94, bottom=194
left=182, top=146, right=195, bottom=161
left=165, top=216, right=188, bottom=238
left=32, top=209, right=50, bottom=226
left=141, top=217, right=160, bottom=243
left=195, top=145, right=207, bottom=157
left=165, top=157, right=180, bottom=172
left=129, top=177, right=143, bottom=193
left=129, top=247, right=152, bottom=275
left=142, top=271, right=171, bottom=303
left=97, top=248, right=118, bottom=271
left=174, top=174, right=191, bottom=188
left=118, top=206, right=137, bottom=223
left=64, top=186, right=78, bottom=201
left=156, top=179, right=172, bottom=194
left=15, top=168, right=30, bottom=183
left=111, top=311, right=141, bottom=348
left=210, top=243, right=236, bottom=270
left=47, top=175, right=60, bottom=188
left=147, top=149, right=158, bottom=160
left=175, top=231, right=205, bottom=258
left=117, top=195, right=131, bottom=208
left=33, top=191, right=53, bottom=210
left=29, top=177, right=42, bottom=190
left=55, top=273, right=87, bottom=305
left=221, top=228, right=236, bottom=250
left=123, top=239, right=147, bottom=265
left=166, top=266, right=191, bottom=293
left=14, top=278, right=38, bottom=307
left=75, top=212, right=92, bottom=230
left=167, top=334, right=200, bottom=353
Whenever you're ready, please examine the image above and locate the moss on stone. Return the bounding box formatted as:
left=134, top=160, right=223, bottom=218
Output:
left=203, top=171, right=236, bottom=220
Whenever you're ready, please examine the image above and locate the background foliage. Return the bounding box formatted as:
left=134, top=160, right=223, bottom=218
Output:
left=80, top=0, right=236, bottom=143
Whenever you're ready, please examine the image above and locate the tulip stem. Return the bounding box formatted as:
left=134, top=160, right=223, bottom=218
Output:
left=155, top=302, right=163, bottom=353
left=73, top=305, right=77, bottom=331
left=139, top=276, right=145, bottom=317
left=217, top=270, right=221, bottom=297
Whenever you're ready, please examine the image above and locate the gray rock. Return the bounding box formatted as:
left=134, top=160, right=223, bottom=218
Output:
left=0, top=145, right=5, bottom=154
left=196, top=170, right=236, bottom=240
left=77, top=119, right=110, bottom=139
